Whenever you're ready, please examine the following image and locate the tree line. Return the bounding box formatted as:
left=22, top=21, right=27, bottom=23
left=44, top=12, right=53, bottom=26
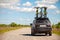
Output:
left=0, top=22, right=30, bottom=27
left=0, top=22, right=60, bottom=28
left=52, top=22, right=60, bottom=28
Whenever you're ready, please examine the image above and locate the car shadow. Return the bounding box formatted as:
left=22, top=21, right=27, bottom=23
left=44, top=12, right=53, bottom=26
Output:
left=21, top=34, right=47, bottom=36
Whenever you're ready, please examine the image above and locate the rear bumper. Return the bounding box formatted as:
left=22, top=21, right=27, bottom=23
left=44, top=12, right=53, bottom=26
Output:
left=34, top=27, right=52, bottom=33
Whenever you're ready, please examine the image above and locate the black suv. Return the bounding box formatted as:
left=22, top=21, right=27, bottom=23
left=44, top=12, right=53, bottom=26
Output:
left=30, top=7, right=52, bottom=36
left=31, top=18, right=52, bottom=36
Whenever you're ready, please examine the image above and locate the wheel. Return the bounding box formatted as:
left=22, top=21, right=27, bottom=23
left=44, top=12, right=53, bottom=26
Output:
left=31, top=32, right=35, bottom=35
left=45, top=33, right=47, bottom=36
left=49, top=32, right=52, bottom=36
left=31, top=29, right=35, bottom=36
left=31, top=30, right=35, bottom=35
left=31, top=33, right=35, bottom=36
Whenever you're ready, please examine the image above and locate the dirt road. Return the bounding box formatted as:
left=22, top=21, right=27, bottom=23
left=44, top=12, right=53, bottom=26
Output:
left=0, top=27, right=60, bottom=40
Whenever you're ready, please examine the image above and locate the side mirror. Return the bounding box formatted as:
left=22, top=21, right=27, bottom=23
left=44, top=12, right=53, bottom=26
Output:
left=30, top=23, right=32, bottom=26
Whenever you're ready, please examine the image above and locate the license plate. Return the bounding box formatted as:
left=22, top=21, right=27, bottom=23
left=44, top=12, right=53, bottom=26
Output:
left=40, top=25, right=46, bottom=27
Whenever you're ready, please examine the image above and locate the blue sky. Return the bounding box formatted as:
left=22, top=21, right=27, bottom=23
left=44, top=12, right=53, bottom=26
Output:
left=0, top=0, right=60, bottom=25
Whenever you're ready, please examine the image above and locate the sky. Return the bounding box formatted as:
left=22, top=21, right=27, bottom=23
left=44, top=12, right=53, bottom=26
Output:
left=0, top=0, right=60, bottom=25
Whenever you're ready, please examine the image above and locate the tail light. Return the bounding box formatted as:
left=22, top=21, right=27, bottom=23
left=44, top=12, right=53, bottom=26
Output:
left=47, top=23, right=51, bottom=27
left=47, top=24, right=51, bottom=27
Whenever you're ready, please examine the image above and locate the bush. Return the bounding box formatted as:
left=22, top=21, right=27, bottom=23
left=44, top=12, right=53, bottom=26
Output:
left=56, top=22, right=60, bottom=28
left=9, top=22, right=17, bottom=27
left=0, top=24, right=7, bottom=27
left=52, top=22, right=60, bottom=28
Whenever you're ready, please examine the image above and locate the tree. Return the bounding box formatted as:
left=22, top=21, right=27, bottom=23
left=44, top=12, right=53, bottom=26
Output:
left=0, top=24, right=7, bottom=27
left=56, top=22, right=60, bottom=28
left=9, top=22, right=17, bottom=27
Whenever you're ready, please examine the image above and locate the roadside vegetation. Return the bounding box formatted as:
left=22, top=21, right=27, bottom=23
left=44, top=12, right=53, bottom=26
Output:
left=0, top=22, right=30, bottom=34
left=52, top=22, right=60, bottom=35
left=0, top=22, right=60, bottom=35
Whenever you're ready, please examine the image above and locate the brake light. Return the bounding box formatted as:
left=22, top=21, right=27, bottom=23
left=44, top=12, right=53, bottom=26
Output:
left=47, top=25, right=51, bottom=27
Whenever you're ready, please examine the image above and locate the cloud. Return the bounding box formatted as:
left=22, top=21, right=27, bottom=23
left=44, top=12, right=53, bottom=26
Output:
left=0, top=0, right=59, bottom=12
left=0, top=3, right=20, bottom=9
left=48, top=5, right=57, bottom=9
left=0, top=3, right=11, bottom=8
left=0, top=0, right=20, bottom=9
left=0, top=0, right=19, bottom=4
left=0, top=3, right=34, bottom=12
left=20, top=7, right=35, bottom=12
left=23, top=2, right=32, bottom=6
left=16, top=7, right=35, bottom=12
left=0, top=0, right=34, bottom=12
left=43, top=0, right=58, bottom=4
left=36, top=4, right=57, bottom=9
left=35, top=0, right=58, bottom=4
left=35, top=0, right=58, bottom=9
left=56, top=10, right=60, bottom=14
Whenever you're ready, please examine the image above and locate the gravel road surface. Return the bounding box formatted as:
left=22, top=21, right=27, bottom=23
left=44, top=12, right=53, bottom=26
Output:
left=0, top=27, right=60, bottom=40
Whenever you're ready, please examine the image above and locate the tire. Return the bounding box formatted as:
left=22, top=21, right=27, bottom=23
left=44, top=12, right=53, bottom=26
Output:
left=31, top=33, right=35, bottom=36
left=31, top=29, right=35, bottom=36
left=49, top=32, right=52, bottom=36
left=45, top=33, right=47, bottom=36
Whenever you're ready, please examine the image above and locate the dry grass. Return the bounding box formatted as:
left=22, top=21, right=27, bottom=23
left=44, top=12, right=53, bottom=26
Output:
left=0, top=26, right=21, bottom=34
left=52, top=28, right=60, bottom=35
left=0, top=26, right=30, bottom=34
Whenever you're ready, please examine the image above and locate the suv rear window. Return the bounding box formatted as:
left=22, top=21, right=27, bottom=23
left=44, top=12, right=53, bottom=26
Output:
left=37, top=19, right=50, bottom=23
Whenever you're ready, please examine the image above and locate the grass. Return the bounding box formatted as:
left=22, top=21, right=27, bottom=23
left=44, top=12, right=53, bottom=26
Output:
left=52, top=28, right=60, bottom=35
left=0, top=26, right=60, bottom=35
left=0, top=26, right=30, bottom=34
left=0, top=26, right=21, bottom=34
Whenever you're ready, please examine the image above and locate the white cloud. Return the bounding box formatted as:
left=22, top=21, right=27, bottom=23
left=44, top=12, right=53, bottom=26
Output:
left=56, top=10, right=60, bottom=14
left=0, top=3, right=21, bottom=9
left=0, top=0, right=20, bottom=9
left=35, top=0, right=58, bottom=9
left=35, top=0, right=58, bottom=4
left=23, top=2, right=32, bottom=6
left=36, top=3, right=57, bottom=9
left=20, top=7, right=34, bottom=12
left=0, top=0, right=19, bottom=4
left=0, top=0, right=34, bottom=12
left=43, top=0, right=58, bottom=4
left=0, top=0, right=58, bottom=12
left=48, top=5, right=56, bottom=9
left=0, top=3, right=34, bottom=12
left=0, top=3, right=11, bottom=8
